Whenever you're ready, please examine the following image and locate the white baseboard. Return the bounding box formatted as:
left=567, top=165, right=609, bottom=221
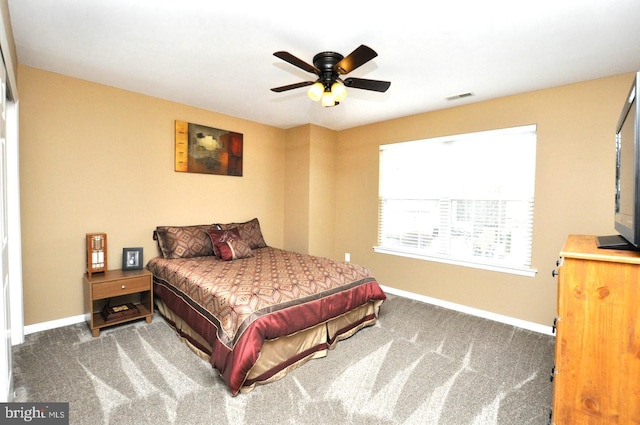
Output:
left=22, top=288, right=554, bottom=337
left=23, top=314, right=87, bottom=336
left=380, top=285, right=554, bottom=336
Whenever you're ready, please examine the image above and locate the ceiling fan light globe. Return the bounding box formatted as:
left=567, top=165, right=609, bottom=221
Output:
left=307, top=82, right=324, bottom=102
left=331, top=82, right=347, bottom=102
left=321, top=91, right=336, bottom=107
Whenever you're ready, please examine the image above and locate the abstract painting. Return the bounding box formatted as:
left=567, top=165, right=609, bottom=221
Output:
left=175, top=120, right=243, bottom=176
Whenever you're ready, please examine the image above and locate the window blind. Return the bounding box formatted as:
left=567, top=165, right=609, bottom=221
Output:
left=376, top=125, right=537, bottom=276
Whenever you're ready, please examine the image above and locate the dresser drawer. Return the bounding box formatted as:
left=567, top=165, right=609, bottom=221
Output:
left=92, top=275, right=150, bottom=299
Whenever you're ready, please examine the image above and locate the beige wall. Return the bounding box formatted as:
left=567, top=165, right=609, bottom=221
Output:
left=283, top=125, right=311, bottom=254
left=308, top=125, right=337, bottom=257
left=334, top=73, right=635, bottom=326
left=283, top=124, right=337, bottom=258
left=18, top=62, right=636, bottom=328
left=19, top=65, right=286, bottom=325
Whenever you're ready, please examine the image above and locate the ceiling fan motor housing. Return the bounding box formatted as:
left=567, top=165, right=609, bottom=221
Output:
left=313, top=52, right=343, bottom=89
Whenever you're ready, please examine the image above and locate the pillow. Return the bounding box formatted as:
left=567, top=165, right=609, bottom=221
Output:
left=155, top=224, right=215, bottom=259
left=208, top=228, right=255, bottom=261
left=216, top=218, right=267, bottom=249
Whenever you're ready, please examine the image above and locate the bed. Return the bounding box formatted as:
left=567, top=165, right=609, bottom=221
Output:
left=147, top=218, right=386, bottom=395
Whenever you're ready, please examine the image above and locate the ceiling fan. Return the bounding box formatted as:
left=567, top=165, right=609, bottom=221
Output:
left=271, top=45, right=391, bottom=107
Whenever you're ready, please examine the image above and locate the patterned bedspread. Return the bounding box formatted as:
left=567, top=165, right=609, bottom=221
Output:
left=147, top=247, right=386, bottom=394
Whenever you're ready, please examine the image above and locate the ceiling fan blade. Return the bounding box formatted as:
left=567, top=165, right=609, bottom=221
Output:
left=335, top=45, right=378, bottom=75
left=273, top=51, right=319, bottom=75
left=343, top=77, right=391, bottom=92
left=271, top=81, right=315, bottom=93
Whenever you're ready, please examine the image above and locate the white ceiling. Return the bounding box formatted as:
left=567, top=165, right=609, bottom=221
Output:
left=7, top=0, right=640, bottom=131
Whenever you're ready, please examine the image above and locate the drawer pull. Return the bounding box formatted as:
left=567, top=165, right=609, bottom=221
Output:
left=121, top=285, right=126, bottom=289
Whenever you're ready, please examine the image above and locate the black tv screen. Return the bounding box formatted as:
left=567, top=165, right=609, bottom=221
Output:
left=598, top=72, right=640, bottom=250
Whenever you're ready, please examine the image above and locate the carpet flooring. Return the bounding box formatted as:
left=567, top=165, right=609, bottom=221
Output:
left=12, top=295, right=555, bottom=424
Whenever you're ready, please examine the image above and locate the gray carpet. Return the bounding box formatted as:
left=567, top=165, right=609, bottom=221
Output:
left=12, top=295, right=554, bottom=424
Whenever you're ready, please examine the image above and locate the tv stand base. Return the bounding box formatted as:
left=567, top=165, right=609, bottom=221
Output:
left=596, top=234, right=639, bottom=250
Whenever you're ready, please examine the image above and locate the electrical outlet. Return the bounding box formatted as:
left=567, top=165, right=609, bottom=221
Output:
left=344, top=253, right=350, bottom=262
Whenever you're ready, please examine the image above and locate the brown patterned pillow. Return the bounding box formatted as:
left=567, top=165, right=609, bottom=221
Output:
left=155, top=224, right=215, bottom=259
left=217, top=218, right=267, bottom=249
left=208, top=228, right=254, bottom=261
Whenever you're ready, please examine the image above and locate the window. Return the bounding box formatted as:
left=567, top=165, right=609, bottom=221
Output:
left=375, top=125, right=537, bottom=276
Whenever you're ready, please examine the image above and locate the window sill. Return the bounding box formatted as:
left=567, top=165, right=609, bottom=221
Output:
left=373, top=246, right=537, bottom=277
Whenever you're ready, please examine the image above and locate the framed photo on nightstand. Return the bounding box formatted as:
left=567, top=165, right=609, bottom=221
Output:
left=122, top=247, right=143, bottom=271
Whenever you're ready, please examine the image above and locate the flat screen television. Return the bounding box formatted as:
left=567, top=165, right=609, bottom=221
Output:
left=597, top=72, right=640, bottom=250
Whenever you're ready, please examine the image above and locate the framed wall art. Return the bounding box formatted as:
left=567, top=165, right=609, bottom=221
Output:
left=175, top=120, right=243, bottom=176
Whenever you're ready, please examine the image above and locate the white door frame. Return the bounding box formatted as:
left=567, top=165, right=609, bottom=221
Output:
left=7, top=100, right=22, bottom=347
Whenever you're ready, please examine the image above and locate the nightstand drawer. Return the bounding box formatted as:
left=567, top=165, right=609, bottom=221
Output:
left=92, top=276, right=150, bottom=299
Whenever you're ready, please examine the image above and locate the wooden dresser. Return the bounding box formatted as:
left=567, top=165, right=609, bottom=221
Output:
left=552, top=235, right=640, bottom=424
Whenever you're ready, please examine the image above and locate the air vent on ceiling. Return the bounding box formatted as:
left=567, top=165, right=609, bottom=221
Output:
left=446, top=92, right=474, bottom=101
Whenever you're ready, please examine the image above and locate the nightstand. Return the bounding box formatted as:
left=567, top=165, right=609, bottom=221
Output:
left=84, top=268, right=153, bottom=337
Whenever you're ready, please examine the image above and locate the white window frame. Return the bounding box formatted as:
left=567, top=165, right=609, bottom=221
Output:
left=375, top=125, right=538, bottom=277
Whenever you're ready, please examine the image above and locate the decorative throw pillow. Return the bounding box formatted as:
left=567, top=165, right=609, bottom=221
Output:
left=155, top=224, right=215, bottom=259
left=208, top=228, right=255, bottom=261
left=216, top=217, right=267, bottom=249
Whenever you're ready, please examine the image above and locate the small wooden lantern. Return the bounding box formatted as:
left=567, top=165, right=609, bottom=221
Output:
left=86, top=233, right=107, bottom=276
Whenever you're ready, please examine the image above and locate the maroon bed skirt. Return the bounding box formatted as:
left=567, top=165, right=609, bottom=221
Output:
left=154, top=278, right=385, bottom=394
